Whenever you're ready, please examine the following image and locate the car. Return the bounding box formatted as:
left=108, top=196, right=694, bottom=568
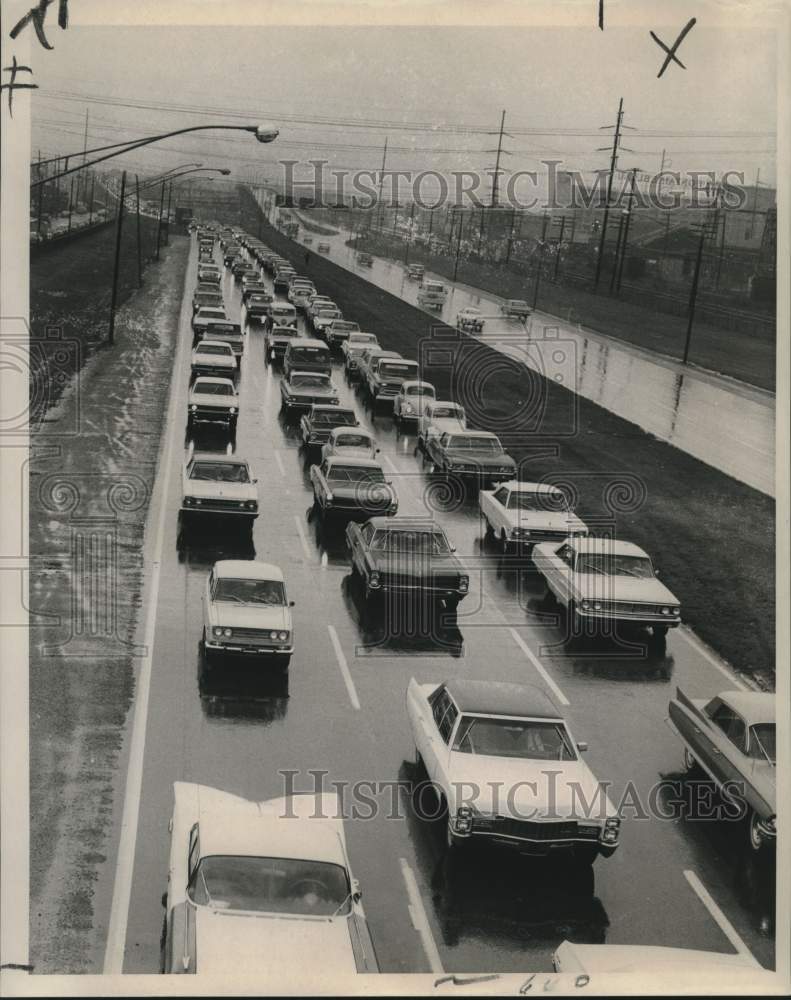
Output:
left=300, top=405, right=359, bottom=448
left=532, top=537, right=682, bottom=642
left=356, top=252, right=373, bottom=267
left=365, top=356, right=420, bottom=404
left=181, top=453, right=258, bottom=524
left=283, top=339, right=332, bottom=379
left=456, top=307, right=485, bottom=332
left=162, top=783, right=379, bottom=974
left=191, top=289, right=224, bottom=315
left=224, top=250, right=242, bottom=267
left=326, top=320, right=361, bottom=350
left=303, top=234, right=313, bottom=244
left=264, top=323, right=300, bottom=364
left=416, top=400, right=467, bottom=450
left=416, top=280, right=447, bottom=311
left=201, top=561, right=294, bottom=667
left=424, top=430, right=516, bottom=484
left=406, top=677, right=621, bottom=859
left=187, top=376, right=238, bottom=432
left=317, top=242, right=331, bottom=254
left=231, top=258, right=252, bottom=279
left=346, top=517, right=468, bottom=607
left=266, top=302, right=298, bottom=331
left=190, top=339, right=237, bottom=380
left=356, top=348, right=400, bottom=388
left=479, top=481, right=588, bottom=553
left=306, top=294, right=334, bottom=320
left=312, top=307, right=344, bottom=339
left=321, top=427, right=380, bottom=462
left=241, top=275, right=267, bottom=298
left=552, top=941, right=760, bottom=976
left=290, top=285, right=316, bottom=311
left=273, top=267, right=297, bottom=293
left=407, top=263, right=425, bottom=281
left=501, top=298, right=531, bottom=320
left=668, top=688, right=776, bottom=851
left=245, top=292, right=274, bottom=323
left=310, top=457, right=398, bottom=520
left=191, top=303, right=229, bottom=335
left=197, top=265, right=221, bottom=285
left=194, top=319, right=244, bottom=359
left=280, top=371, right=340, bottom=414
left=393, top=380, right=436, bottom=425
left=342, top=333, right=380, bottom=379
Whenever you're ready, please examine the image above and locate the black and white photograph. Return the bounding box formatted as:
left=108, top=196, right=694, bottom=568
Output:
left=0, top=0, right=788, bottom=995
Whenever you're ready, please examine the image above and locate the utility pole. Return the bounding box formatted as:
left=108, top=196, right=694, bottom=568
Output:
left=490, top=110, right=509, bottom=208
left=155, top=180, right=166, bottom=259
left=88, top=172, right=95, bottom=224
left=683, top=191, right=719, bottom=365
left=615, top=167, right=639, bottom=293
left=376, top=137, right=388, bottom=232
left=505, top=207, right=517, bottom=264
left=67, top=176, right=74, bottom=232
left=553, top=215, right=566, bottom=281
left=453, top=208, right=465, bottom=282
left=164, top=181, right=173, bottom=245
left=715, top=211, right=726, bottom=289
left=532, top=213, right=549, bottom=308
left=108, top=170, right=127, bottom=346
left=36, top=151, right=44, bottom=238
left=78, top=107, right=89, bottom=206
left=749, top=167, right=760, bottom=239
left=135, top=175, right=143, bottom=288
left=404, top=201, right=415, bottom=265
left=594, top=97, right=630, bottom=290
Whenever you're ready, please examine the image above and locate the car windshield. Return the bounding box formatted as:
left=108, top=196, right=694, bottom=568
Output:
left=249, top=294, right=270, bottom=303
left=327, top=465, right=385, bottom=483
left=292, top=374, right=330, bottom=388
left=314, top=410, right=356, bottom=426
left=334, top=434, right=372, bottom=449
left=318, top=309, right=342, bottom=319
left=380, top=362, right=419, bottom=379
left=190, top=462, right=250, bottom=483
left=509, top=300, right=528, bottom=308
left=350, top=334, right=377, bottom=345
left=447, top=435, right=503, bottom=453
left=194, top=382, right=234, bottom=396
left=453, top=717, right=576, bottom=760
left=200, top=309, right=226, bottom=320
left=214, top=578, right=286, bottom=605
left=748, top=723, right=776, bottom=763
left=508, top=492, right=567, bottom=512
left=370, top=529, right=450, bottom=553
left=431, top=406, right=463, bottom=419
left=332, top=322, right=360, bottom=332
left=198, top=344, right=232, bottom=356
left=576, top=553, right=654, bottom=579
left=191, top=856, right=351, bottom=916
left=272, top=326, right=298, bottom=337
left=273, top=307, right=295, bottom=316
left=406, top=385, right=435, bottom=397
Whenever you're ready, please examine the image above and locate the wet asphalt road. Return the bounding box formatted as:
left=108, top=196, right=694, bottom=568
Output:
left=120, top=235, right=775, bottom=974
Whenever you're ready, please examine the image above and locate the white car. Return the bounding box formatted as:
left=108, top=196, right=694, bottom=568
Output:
left=187, top=376, right=238, bottom=432
left=342, top=332, right=380, bottom=378
left=312, top=306, right=343, bottom=339
left=190, top=339, right=237, bottom=380
left=321, top=427, right=380, bottom=462
left=533, top=537, right=682, bottom=642
left=407, top=677, right=620, bottom=860
left=479, top=481, right=588, bottom=553
left=416, top=400, right=466, bottom=449
left=181, top=453, right=258, bottom=523
left=307, top=295, right=335, bottom=321
left=552, top=941, right=760, bottom=976
left=317, top=242, right=331, bottom=253
left=202, top=560, right=294, bottom=668
left=392, top=380, right=436, bottom=425
left=162, top=784, right=379, bottom=975
left=456, top=307, right=485, bottom=332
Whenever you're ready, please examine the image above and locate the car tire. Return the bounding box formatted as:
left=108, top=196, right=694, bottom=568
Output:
left=748, top=811, right=768, bottom=852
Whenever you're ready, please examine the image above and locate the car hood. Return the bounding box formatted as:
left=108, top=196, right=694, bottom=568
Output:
left=192, top=353, right=235, bottom=366
left=447, top=753, right=615, bottom=821
left=212, top=604, right=291, bottom=630
left=183, top=480, right=256, bottom=501
left=327, top=446, right=376, bottom=459
left=369, top=552, right=463, bottom=575
left=329, top=482, right=396, bottom=503
left=510, top=511, right=587, bottom=533
left=444, top=448, right=515, bottom=468
left=194, top=910, right=355, bottom=975
left=575, top=574, right=680, bottom=605
left=286, top=385, right=336, bottom=398
left=189, top=391, right=237, bottom=408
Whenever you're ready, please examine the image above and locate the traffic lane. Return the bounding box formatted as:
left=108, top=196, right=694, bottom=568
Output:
left=123, top=249, right=428, bottom=972
left=227, top=242, right=768, bottom=967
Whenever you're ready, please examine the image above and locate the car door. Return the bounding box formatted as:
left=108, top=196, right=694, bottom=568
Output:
left=420, top=687, right=454, bottom=786
left=706, top=701, right=749, bottom=788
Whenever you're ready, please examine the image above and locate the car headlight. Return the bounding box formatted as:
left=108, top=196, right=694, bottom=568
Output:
left=213, top=626, right=223, bottom=637
left=601, top=817, right=620, bottom=843
left=369, top=571, right=381, bottom=589
left=223, top=628, right=232, bottom=637
left=458, top=576, right=469, bottom=593
left=193, top=499, right=202, bottom=506
left=246, top=501, right=257, bottom=510
left=661, top=606, right=671, bottom=615
left=593, top=601, right=603, bottom=610
left=512, top=527, right=530, bottom=538
left=278, top=631, right=289, bottom=642
left=229, top=407, right=236, bottom=414
left=183, top=496, right=193, bottom=506
left=270, top=630, right=279, bottom=640
left=581, top=600, right=592, bottom=611
left=190, top=404, right=197, bottom=412
left=455, top=805, right=473, bottom=834
left=404, top=402, right=414, bottom=414
left=672, top=606, right=681, bottom=615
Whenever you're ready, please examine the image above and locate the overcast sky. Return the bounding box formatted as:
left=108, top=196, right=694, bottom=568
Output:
left=29, top=22, right=777, bottom=200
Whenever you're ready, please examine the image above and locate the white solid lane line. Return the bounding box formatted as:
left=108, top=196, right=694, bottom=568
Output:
left=399, top=858, right=445, bottom=974
left=103, top=249, right=192, bottom=974
left=509, top=628, right=570, bottom=706
left=293, top=513, right=313, bottom=560
left=327, top=624, right=361, bottom=710
left=683, top=870, right=758, bottom=963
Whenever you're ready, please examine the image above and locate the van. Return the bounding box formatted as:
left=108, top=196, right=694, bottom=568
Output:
left=417, top=280, right=447, bottom=311
left=268, top=302, right=298, bottom=329
left=283, top=338, right=332, bottom=379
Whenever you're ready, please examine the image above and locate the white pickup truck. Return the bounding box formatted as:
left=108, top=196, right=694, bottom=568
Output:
left=479, top=481, right=588, bottom=554
left=417, top=280, right=447, bottom=311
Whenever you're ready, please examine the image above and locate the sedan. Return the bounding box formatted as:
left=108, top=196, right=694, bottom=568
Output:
left=311, top=457, right=397, bottom=520
left=321, top=427, right=380, bottom=462
left=181, top=453, right=258, bottom=525
left=190, top=339, right=237, bottom=380
left=162, top=783, right=379, bottom=974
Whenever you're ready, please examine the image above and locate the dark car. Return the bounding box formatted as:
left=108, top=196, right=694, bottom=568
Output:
left=192, top=289, right=224, bottom=316
left=231, top=259, right=251, bottom=279
left=299, top=404, right=359, bottom=448
left=345, top=517, right=468, bottom=607
left=279, top=371, right=340, bottom=414
left=283, top=339, right=332, bottom=379
left=310, top=457, right=398, bottom=519
left=424, top=430, right=516, bottom=485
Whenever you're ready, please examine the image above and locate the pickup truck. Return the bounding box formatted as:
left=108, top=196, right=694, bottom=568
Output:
left=416, top=280, right=447, bottom=311
left=273, top=268, right=297, bottom=293
left=479, top=480, right=588, bottom=553
left=501, top=298, right=531, bottom=320
left=326, top=320, right=361, bottom=350
left=310, top=457, right=397, bottom=519
left=365, top=357, right=420, bottom=404
left=356, top=348, right=400, bottom=389
left=424, top=430, right=516, bottom=485
left=245, top=292, right=273, bottom=323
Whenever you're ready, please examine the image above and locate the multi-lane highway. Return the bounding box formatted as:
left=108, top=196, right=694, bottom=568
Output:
left=108, top=231, right=775, bottom=977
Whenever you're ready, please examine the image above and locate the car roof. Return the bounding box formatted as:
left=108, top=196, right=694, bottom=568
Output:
left=445, top=679, right=562, bottom=720
left=326, top=456, right=381, bottom=468
left=495, top=480, right=564, bottom=495
left=716, top=691, right=775, bottom=724
left=288, top=338, right=326, bottom=348
left=310, top=404, right=354, bottom=413
left=429, top=400, right=463, bottom=410
left=213, top=560, right=284, bottom=581
left=194, top=339, right=233, bottom=350
left=192, top=376, right=235, bottom=386
left=446, top=430, right=499, bottom=440
left=331, top=426, right=373, bottom=437
left=401, top=380, right=433, bottom=388
left=190, top=452, right=248, bottom=465
left=569, top=538, right=649, bottom=557
left=366, top=516, right=446, bottom=533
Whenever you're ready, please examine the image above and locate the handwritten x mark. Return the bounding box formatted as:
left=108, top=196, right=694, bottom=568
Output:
left=650, top=18, right=696, bottom=77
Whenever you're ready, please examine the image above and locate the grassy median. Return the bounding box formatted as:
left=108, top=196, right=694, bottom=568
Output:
left=243, top=198, right=774, bottom=689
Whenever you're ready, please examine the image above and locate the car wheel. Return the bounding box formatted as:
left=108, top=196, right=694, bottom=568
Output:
left=683, top=747, right=697, bottom=772
left=748, top=811, right=767, bottom=852
left=484, top=519, right=494, bottom=540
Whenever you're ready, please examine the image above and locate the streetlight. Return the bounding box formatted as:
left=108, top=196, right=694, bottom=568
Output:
left=31, top=124, right=278, bottom=189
